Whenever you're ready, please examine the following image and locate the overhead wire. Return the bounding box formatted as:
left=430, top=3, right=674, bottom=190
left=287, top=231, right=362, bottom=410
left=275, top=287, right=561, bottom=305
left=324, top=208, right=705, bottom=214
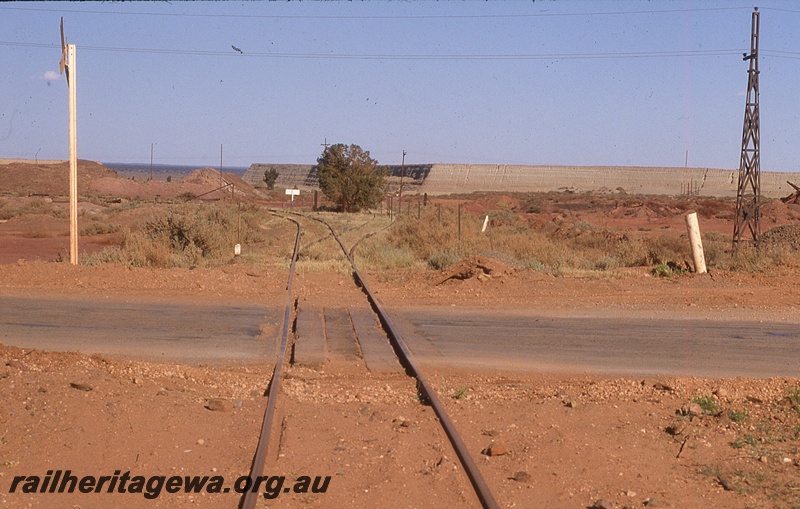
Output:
left=0, top=5, right=755, bottom=19
left=1, top=5, right=792, bottom=62
left=0, top=41, right=747, bottom=61
left=761, top=50, right=800, bottom=60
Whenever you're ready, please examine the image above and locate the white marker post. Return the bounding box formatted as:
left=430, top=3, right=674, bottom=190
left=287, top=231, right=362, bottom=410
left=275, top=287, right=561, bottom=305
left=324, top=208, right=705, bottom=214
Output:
left=685, top=212, right=707, bottom=274
left=285, top=188, right=300, bottom=208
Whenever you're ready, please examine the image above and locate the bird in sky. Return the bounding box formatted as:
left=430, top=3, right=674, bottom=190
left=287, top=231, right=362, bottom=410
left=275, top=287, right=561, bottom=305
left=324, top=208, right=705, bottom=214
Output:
left=231, top=45, right=243, bottom=54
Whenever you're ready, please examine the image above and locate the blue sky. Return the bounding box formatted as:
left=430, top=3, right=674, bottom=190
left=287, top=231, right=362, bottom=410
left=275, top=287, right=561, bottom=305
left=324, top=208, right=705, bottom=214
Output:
left=1, top=1, right=798, bottom=171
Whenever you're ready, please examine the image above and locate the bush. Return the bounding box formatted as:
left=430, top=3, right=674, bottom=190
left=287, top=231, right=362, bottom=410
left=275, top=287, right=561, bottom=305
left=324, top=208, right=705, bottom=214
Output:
left=263, top=167, right=279, bottom=190
left=316, top=144, right=386, bottom=212
left=88, top=203, right=263, bottom=268
left=427, top=249, right=461, bottom=270
left=354, top=233, right=420, bottom=270
left=692, top=395, right=721, bottom=415
left=0, top=198, right=63, bottom=219
left=652, top=263, right=673, bottom=278
left=0, top=205, right=21, bottom=220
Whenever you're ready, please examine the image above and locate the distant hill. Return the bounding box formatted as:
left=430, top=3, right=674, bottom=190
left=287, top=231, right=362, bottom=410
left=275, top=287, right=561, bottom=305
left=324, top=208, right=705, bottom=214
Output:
left=0, top=159, right=262, bottom=200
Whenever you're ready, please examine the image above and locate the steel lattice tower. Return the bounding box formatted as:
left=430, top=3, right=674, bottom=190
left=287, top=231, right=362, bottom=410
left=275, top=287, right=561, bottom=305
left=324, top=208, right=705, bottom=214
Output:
left=733, top=8, right=761, bottom=247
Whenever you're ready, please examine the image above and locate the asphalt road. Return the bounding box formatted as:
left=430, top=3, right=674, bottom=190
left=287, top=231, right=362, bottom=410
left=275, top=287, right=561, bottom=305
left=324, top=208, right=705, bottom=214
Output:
left=0, top=296, right=279, bottom=364
left=2, top=296, right=798, bottom=377
left=393, top=308, right=800, bottom=378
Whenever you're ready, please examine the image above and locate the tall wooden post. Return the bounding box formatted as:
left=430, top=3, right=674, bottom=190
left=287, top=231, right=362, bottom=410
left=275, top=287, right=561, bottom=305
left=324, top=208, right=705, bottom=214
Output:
left=68, top=44, right=77, bottom=265
left=60, top=18, right=79, bottom=266
left=399, top=150, right=406, bottom=215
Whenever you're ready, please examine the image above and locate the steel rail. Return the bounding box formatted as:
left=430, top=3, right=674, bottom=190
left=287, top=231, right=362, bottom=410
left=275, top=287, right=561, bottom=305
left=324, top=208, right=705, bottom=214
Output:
left=239, top=215, right=301, bottom=509
left=313, top=215, right=501, bottom=509
left=242, top=210, right=499, bottom=509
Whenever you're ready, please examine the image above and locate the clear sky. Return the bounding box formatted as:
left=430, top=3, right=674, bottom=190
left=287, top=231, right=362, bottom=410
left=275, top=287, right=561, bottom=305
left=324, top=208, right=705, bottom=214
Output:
left=1, top=1, right=798, bottom=171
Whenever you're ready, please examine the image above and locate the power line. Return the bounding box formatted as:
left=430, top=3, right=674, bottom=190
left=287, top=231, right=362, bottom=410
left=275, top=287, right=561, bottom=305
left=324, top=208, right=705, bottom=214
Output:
left=0, top=5, right=753, bottom=20
left=761, top=49, right=800, bottom=60
left=759, top=7, right=800, bottom=14
left=0, top=40, right=746, bottom=61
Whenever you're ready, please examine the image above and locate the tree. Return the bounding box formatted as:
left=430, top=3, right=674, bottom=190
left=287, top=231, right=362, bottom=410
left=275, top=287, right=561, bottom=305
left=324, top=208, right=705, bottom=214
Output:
left=316, top=144, right=386, bottom=212
left=263, top=167, right=279, bottom=190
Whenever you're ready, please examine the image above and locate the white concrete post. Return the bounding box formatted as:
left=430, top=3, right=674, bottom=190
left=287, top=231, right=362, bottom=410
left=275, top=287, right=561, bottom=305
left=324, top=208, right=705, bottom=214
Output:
left=685, top=212, right=707, bottom=274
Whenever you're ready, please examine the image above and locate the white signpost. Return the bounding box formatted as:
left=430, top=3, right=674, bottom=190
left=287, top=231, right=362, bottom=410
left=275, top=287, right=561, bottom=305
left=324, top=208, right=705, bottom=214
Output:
left=285, top=188, right=300, bottom=208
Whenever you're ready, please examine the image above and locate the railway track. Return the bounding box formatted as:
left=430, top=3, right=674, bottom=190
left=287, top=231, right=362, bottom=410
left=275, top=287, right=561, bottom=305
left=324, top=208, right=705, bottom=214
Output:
left=240, top=211, right=499, bottom=509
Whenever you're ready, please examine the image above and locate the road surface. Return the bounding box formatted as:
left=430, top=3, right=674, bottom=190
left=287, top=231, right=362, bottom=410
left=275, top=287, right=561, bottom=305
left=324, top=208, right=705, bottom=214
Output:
left=2, top=296, right=798, bottom=377
left=0, top=296, right=279, bottom=363
left=392, top=308, right=800, bottom=378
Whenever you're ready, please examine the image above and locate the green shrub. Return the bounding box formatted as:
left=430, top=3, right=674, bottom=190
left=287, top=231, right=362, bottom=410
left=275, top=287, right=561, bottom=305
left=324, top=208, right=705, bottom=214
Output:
left=427, top=249, right=461, bottom=270
left=692, top=395, right=721, bottom=415
left=652, top=263, right=673, bottom=278
left=729, top=409, right=747, bottom=423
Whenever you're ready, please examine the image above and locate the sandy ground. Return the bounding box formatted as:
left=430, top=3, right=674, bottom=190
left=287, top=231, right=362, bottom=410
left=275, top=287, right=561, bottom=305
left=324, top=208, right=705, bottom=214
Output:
left=1, top=160, right=799, bottom=508
left=2, top=264, right=799, bottom=509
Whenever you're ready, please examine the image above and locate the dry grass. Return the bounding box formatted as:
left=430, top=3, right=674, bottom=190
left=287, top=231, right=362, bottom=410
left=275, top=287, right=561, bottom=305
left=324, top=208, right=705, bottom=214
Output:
left=297, top=236, right=352, bottom=274
left=85, top=202, right=270, bottom=268
left=0, top=197, right=66, bottom=220
left=360, top=198, right=800, bottom=275
left=76, top=192, right=800, bottom=275
left=368, top=208, right=651, bottom=274
left=80, top=221, right=120, bottom=236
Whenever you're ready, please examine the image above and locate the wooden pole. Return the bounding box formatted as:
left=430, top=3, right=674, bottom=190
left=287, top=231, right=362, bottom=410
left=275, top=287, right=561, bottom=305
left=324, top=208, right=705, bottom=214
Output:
left=68, top=44, right=78, bottom=265
left=457, top=203, right=462, bottom=249
left=399, top=150, right=405, bottom=214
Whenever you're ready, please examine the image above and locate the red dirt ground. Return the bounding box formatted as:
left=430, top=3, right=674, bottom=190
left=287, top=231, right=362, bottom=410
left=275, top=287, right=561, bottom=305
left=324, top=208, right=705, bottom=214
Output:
left=1, top=160, right=799, bottom=508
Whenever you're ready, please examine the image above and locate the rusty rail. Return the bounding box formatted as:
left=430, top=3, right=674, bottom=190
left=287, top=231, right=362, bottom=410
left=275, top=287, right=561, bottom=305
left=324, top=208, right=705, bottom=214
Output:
left=239, top=215, right=300, bottom=509
left=243, top=211, right=499, bottom=509
left=314, top=215, right=500, bottom=509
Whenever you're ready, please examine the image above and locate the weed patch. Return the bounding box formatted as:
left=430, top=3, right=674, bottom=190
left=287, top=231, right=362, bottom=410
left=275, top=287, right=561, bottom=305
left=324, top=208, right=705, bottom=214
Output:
left=85, top=203, right=266, bottom=268
left=692, top=395, right=721, bottom=415
left=452, top=386, right=469, bottom=400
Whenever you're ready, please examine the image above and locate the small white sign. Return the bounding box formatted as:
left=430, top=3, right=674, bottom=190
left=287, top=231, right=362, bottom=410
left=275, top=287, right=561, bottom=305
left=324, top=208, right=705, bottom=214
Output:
left=285, top=189, right=300, bottom=196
